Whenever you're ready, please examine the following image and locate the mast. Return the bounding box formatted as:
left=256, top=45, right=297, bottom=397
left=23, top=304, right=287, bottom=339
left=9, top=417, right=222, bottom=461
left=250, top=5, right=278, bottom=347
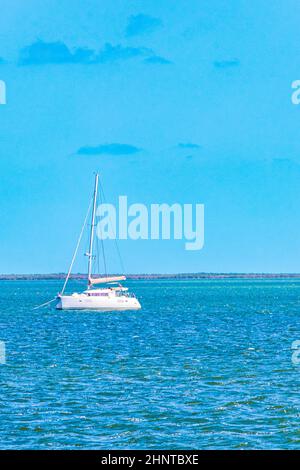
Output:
left=87, top=173, right=99, bottom=287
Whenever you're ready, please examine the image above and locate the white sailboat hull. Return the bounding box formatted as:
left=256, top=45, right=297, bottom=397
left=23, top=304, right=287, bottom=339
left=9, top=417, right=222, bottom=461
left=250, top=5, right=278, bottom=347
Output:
left=56, top=293, right=141, bottom=311
left=55, top=174, right=142, bottom=313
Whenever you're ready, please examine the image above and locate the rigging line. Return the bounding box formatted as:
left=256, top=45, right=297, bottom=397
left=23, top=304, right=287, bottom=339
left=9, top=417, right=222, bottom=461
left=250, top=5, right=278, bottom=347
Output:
left=61, top=196, right=93, bottom=295
left=97, top=183, right=108, bottom=276
left=33, top=297, right=57, bottom=310
left=95, top=233, right=99, bottom=275
left=96, top=237, right=100, bottom=275
left=95, top=189, right=100, bottom=276
left=99, top=182, right=126, bottom=275
left=91, top=176, right=100, bottom=278
left=91, top=186, right=104, bottom=277
left=100, top=231, right=108, bottom=276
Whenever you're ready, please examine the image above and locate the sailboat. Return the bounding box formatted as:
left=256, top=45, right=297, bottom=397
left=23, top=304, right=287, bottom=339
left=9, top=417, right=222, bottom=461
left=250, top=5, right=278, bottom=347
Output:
left=56, top=174, right=141, bottom=311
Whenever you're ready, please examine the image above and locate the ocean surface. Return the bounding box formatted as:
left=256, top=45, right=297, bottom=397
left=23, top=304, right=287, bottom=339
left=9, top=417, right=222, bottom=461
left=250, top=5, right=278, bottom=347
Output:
left=1, top=278, right=300, bottom=450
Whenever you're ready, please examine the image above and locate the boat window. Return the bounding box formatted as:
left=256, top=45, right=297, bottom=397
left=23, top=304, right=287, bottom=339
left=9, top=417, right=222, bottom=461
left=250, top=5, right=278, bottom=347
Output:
left=88, top=293, right=109, bottom=297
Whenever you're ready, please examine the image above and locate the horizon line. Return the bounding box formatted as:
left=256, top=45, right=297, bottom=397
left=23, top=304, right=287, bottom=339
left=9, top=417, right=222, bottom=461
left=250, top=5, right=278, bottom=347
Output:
left=2, top=272, right=300, bottom=280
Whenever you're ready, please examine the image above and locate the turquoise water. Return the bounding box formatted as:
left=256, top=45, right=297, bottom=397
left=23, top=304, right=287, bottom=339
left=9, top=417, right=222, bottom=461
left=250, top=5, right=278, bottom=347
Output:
left=0, top=278, right=300, bottom=449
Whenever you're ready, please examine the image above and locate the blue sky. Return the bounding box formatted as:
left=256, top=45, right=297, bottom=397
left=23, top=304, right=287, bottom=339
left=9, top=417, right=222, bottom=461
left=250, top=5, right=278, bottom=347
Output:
left=1, top=0, right=300, bottom=273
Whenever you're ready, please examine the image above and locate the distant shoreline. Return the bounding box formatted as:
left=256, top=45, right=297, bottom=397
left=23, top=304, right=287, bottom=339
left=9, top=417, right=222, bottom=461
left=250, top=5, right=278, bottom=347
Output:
left=1, top=273, right=300, bottom=280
